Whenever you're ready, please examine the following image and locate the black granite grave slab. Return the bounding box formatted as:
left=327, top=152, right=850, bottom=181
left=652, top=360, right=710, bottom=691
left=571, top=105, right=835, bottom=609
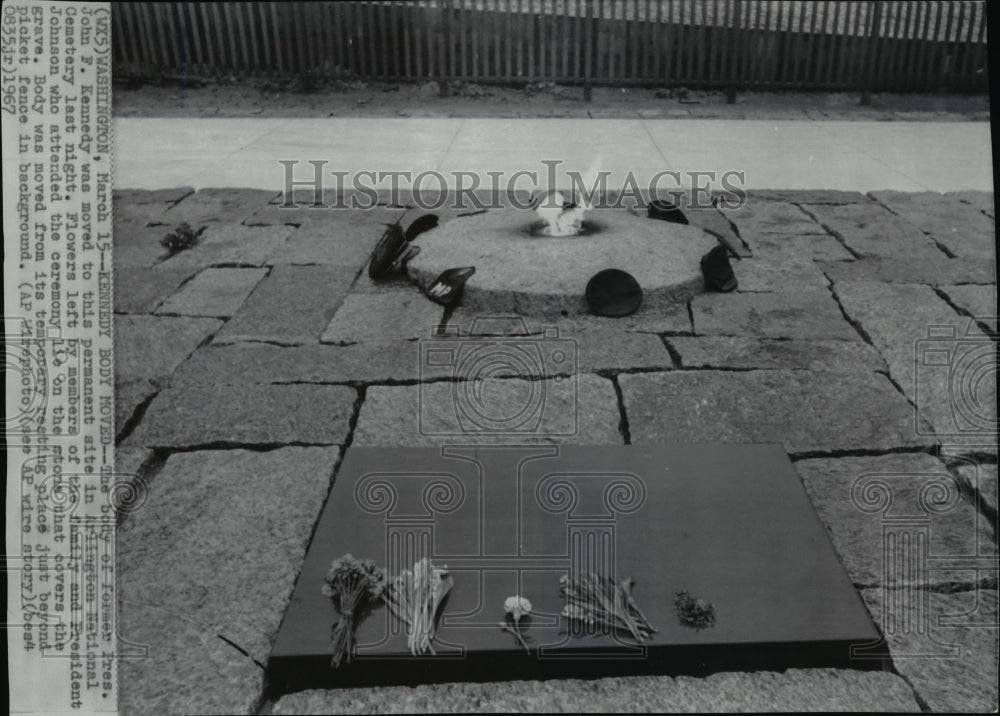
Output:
left=268, top=444, right=886, bottom=694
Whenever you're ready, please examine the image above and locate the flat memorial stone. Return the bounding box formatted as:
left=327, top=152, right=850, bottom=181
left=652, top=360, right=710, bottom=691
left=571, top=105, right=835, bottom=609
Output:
left=268, top=444, right=885, bottom=693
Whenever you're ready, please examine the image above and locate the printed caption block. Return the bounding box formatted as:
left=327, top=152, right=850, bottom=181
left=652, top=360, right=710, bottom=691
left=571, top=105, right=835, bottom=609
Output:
left=2, top=2, right=132, bottom=715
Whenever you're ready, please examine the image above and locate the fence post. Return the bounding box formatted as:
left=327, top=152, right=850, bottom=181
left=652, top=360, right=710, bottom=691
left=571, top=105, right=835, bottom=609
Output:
left=860, top=0, right=882, bottom=105
left=440, top=0, right=451, bottom=96
left=584, top=0, right=593, bottom=100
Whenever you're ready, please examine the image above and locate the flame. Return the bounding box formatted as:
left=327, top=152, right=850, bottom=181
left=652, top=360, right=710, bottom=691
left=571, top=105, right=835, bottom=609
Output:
left=533, top=156, right=603, bottom=237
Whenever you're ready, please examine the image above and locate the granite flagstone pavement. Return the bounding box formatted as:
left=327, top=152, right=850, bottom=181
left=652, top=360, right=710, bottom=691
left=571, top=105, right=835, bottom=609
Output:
left=113, top=186, right=996, bottom=714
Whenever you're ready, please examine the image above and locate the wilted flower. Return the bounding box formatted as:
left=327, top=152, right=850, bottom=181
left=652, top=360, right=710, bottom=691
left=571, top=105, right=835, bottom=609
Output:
left=674, top=590, right=716, bottom=630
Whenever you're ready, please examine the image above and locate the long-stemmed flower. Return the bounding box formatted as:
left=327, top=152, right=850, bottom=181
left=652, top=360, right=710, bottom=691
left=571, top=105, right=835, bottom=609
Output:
left=499, top=595, right=532, bottom=652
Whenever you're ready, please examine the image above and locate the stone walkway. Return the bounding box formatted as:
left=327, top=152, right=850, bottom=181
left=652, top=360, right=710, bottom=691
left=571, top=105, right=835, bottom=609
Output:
left=114, top=187, right=997, bottom=714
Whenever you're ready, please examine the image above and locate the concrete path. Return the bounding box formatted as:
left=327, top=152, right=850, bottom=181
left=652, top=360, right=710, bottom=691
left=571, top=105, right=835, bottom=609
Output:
left=116, top=118, right=992, bottom=192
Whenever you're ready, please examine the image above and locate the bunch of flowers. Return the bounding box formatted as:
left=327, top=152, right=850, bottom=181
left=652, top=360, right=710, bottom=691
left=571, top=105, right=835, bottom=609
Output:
left=560, top=573, right=656, bottom=642
left=382, top=558, right=453, bottom=656
left=321, top=554, right=386, bottom=668
left=674, top=590, right=716, bottom=630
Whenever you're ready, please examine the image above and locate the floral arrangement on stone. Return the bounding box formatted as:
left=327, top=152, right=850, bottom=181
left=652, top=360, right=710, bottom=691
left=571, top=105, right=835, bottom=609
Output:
left=160, top=222, right=202, bottom=255
left=560, top=573, right=656, bottom=642
left=320, top=554, right=386, bottom=668
left=382, top=558, right=454, bottom=656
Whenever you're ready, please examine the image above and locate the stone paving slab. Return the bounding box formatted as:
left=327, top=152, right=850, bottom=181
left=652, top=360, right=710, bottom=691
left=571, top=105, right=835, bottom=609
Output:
left=690, top=289, right=859, bottom=341
left=745, top=189, right=873, bottom=204
left=268, top=221, right=383, bottom=267
left=119, top=447, right=339, bottom=715
left=947, top=190, right=996, bottom=219
left=124, top=383, right=356, bottom=448
left=720, top=201, right=828, bottom=245
left=155, top=267, right=268, bottom=318
left=619, top=370, right=934, bottom=455
left=114, top=315, right=222, bottom=383
left=116, top=378, right=159, bottom=438
left=666, top=336, right=886, bottom=372
left=154, top=223, right=294, bottom=271
left=214, top=266, right=357, bottom=345
left=115, top=187, right=195, bottom=206
left=817, top=257, right=997, bottom=285
left=730, top=254, right=831, bottom=292
left=859, top=587, right=998, bottom=712
left=249, top=202, right=403, bottom=227
left=321, top=291, right=445, bottom=343
left=954, top=461, right=999, bottom=518
left=804, top=203, right=948, bottom=259
left=794, top=454, right=994, bottom=588
left=113, top=220, right=174, bottom=269
left=448, top=306, right=694, bottom=335
left=115, top=202, right=178, bottom=227
left=114, top=266, right=197, bottom=314
left=870, top=191, right=996, bottom=260
left=833, top=281, right=995, bottom=448
left=939, top=285, right=999, bottom=333
left=157, top=187, right=281, bottom=226
left=269, top=669, right=920, bottom=713
left=746, top=233, right=854, bottom=262
left=119, top=602, right=263, bottom=716
left=570, top=329, right=674, bottom=372
left=352, top=373, right=622, bottom=446
left=172, top=342, right=423, bottom=385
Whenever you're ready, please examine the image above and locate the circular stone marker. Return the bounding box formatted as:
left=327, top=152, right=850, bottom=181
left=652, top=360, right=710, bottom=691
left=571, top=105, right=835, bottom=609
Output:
left=406, top=208, right=719, bottom=316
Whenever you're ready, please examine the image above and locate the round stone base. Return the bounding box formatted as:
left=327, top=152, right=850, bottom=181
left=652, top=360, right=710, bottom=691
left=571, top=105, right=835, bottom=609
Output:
left=406, top=208, right=719, bottom=316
